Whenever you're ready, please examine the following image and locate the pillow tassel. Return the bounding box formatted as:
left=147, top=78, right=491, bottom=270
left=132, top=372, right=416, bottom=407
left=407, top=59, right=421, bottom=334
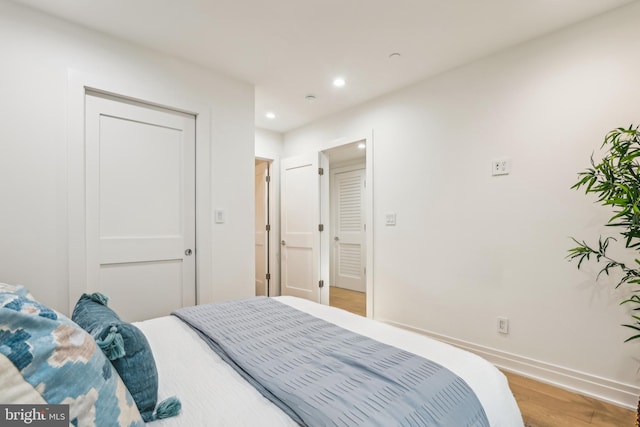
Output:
left=150, top=396, right=181, bottom=420
left=97, top=325, right=125, bottom=360
left=87, top=292, right=109, bottom=306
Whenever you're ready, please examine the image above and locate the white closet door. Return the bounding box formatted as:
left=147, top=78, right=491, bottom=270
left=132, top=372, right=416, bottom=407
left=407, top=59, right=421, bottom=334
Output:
left=85, top=93, right=196, bottom=321
left=280, top=153, right=320, bottom=303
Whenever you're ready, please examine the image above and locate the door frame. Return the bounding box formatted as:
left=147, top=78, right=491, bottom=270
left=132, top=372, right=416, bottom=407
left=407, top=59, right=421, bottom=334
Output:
left=254, top=159, right=271, bottom=296
left=255, top=156, right=281, bottom=296
left=320, top=131, right=374, bottom=317
left=67, top=68, right=213, bottom=314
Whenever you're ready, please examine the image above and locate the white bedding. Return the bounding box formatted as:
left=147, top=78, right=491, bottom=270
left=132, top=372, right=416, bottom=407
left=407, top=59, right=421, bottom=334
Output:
left=135, top=297, right=523, bottom=427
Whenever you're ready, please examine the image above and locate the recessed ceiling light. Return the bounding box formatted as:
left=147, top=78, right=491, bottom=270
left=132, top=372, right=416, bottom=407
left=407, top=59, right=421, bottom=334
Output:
left=358, top=143, right=366, bottom=149
left=333, top=77, right=346, bottom=88
left=265, top=112, right=276, bottom=119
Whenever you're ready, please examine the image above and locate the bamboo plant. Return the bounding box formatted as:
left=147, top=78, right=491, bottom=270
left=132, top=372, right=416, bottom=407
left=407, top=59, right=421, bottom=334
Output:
left=568, top=125, right=640, bottom=342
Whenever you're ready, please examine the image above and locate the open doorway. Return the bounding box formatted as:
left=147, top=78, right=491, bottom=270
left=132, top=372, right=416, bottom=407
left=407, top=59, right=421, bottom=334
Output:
left=324, top=141, right=366, bottom=316
left=255, top=159, right=271, bottom=296
left=278, top=133, right=372, bottom=316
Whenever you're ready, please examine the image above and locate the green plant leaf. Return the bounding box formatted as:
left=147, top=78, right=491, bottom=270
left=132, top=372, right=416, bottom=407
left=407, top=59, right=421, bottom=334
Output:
left=570, top=125, right=640, bottom=344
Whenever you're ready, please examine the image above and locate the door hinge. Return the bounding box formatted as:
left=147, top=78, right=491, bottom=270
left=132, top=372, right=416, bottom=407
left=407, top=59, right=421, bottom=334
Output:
left=266, top=175, right=271, bottom=183
left=266, top=224, right=271, bottom=232
left=266, top=273, right=271, bottom=280
left=319, top=224, right=324, bottom=232
left=318, top=167, right=324, bottom=176
left=319, top=280, right=324, bottom=288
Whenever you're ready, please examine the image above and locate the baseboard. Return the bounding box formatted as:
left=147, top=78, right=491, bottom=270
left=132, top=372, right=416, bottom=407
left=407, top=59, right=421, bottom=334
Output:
left=383, top=319, right=639, bottom=410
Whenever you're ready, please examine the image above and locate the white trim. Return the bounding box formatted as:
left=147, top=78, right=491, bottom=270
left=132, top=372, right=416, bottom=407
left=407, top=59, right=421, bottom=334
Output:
left=319, top=152, right=330, bottom=305
left=253, top=158, right=271, bottom=297
left=365, top=132, right=374, bottom=318
left=317, top=131, right=374, bottom=317
left=66, top=68, right=212, bottom=313
left=383, top=319, right=640, bottom=410
left=255, top=156, right=281, bottom=297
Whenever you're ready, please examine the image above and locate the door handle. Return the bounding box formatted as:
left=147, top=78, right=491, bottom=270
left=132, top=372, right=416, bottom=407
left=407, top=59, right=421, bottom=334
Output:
left=185, top=249, right=193, bottom=256
left=281, top=240, right=286, bottom=246
left=334, top=236, right=339, bottom=241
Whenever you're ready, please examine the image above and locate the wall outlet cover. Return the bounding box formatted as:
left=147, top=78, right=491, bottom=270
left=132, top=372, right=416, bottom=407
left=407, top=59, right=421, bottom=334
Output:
left=492, top=158, right=511, bottom=176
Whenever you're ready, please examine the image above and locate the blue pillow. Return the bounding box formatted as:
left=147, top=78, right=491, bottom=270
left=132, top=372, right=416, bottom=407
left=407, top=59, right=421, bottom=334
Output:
left=72, top=293, right=180, bottom=422
left=0, top=282, right=34, bottom=300
left=0, top=291, right=145, bottom=427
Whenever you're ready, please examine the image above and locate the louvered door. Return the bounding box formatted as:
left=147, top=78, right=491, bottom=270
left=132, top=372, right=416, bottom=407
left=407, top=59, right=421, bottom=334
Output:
left=334, top=168, right=366, bottom=292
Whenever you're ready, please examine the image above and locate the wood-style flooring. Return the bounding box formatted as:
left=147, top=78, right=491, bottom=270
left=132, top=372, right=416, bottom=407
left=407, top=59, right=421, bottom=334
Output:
left=329, top=286, right=366, bottom=316
left=504, top=371, right=634, bottom=427
left=328, top=286, right=635, bottom=427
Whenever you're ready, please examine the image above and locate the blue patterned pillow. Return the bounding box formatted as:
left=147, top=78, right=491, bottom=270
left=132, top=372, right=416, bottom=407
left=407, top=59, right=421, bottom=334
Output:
left=72, top=293, right=180, bottom=422
left=0, top=291, right=144, bottom=427
left=0, top=282, right=34, bottom=300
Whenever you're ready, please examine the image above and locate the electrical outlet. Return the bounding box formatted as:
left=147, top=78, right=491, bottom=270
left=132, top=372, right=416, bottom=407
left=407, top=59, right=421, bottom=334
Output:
left=492, top=158, right=511, bottom=176
left=497, top=317, right=509, bottom=334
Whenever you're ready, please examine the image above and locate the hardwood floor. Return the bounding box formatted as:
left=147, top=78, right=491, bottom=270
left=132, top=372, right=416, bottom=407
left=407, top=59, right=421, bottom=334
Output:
left=503, top=371, right=634, bottom=427
left=329, top=286, right=635, bottom=427
left=329, top=286, right=366, bottom=316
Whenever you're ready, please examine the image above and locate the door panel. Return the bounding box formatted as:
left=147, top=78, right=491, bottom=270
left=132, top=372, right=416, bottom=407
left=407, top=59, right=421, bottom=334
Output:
left=99, top=116, right=182, bottom=237
left=85, top=93, right=196, bottom=321
left=334, top=169, right=366, bottom=292
left=280, top=153, right=320, bottom=302
left=100, top=260, right=183, bottom=321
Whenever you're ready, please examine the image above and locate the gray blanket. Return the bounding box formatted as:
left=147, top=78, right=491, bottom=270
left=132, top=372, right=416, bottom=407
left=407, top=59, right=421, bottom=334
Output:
left=173, top=297, right=489, bottom=427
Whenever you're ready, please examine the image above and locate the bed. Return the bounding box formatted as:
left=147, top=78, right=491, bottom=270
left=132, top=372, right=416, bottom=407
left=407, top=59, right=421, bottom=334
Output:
left=0, top=284, right=524, bottom=427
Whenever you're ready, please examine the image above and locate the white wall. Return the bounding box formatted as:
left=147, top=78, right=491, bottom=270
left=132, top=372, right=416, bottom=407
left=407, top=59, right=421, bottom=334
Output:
left=284, top=2, right=640, bottom=407
left=255, top=128, right=284, bottom=295
left=0, top=1, right=255, bottom=313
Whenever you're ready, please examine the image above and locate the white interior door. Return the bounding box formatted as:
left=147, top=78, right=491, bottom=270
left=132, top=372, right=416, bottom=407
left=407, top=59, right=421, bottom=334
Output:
left=280, top=153, right=321, bottom=303
left=255, top=161, right=269, bottom=296
left=333, top=168, right=366, bottom=292
left=85, top=92, right=196, bottom=322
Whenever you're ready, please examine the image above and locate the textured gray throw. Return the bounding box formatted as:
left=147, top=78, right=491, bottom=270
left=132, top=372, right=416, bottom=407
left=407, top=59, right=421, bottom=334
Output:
left=173, top=297, right=489, bottom=427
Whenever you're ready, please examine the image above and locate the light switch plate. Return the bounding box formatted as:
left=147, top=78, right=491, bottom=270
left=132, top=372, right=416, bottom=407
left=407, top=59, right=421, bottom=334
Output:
left=215, top=209, right=225, bottom=224
left=385, top=213, right=396, bottom=226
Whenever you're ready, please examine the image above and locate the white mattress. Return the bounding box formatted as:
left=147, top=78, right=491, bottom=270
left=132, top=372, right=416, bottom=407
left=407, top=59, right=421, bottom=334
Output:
left=135, top=297, right=523, bottom=427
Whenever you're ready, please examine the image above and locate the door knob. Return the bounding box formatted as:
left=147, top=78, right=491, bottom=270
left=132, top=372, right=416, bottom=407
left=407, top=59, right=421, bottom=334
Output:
left=334, top=236, right=340, bottom=241
left=185, top=249, right=193, bottom=256
left=281, top=240, right=286, bottom=246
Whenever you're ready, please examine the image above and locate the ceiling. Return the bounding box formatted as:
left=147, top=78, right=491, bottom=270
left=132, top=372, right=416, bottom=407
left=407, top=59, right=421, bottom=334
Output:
left=12, top=0, right=636, bottom=133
